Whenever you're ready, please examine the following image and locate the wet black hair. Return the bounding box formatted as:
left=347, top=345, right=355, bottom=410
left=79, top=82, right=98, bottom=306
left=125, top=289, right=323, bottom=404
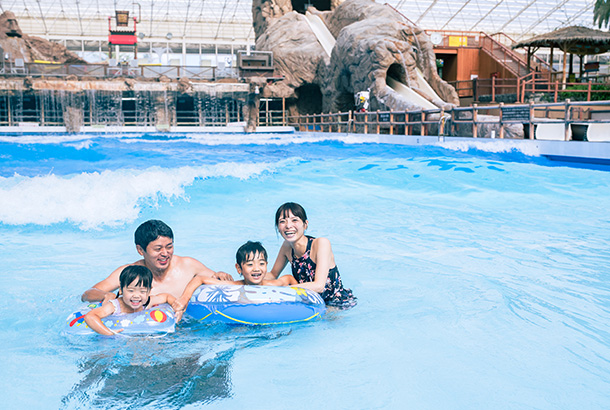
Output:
left=134, top=219, right=174, bottom=251
left=119, top=265, right=153, bottom=290
left=274, top=202, right=308, bottom=229
left=236, top=241, right=268, bottom=266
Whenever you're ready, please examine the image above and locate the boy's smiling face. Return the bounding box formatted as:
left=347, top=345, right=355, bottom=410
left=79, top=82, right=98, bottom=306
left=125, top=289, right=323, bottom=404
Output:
left=236, top=251, right=267, bottom=285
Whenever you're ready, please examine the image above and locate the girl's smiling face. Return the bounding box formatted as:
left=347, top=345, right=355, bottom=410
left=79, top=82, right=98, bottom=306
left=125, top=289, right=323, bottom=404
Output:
left=277, top=210, right=308, bottom=243
left=121, top=278, right=151, bottom=311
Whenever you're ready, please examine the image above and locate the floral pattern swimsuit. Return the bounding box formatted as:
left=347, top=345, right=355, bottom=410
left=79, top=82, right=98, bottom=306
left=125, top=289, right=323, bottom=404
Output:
left=290, top=236, right=357, bottom=309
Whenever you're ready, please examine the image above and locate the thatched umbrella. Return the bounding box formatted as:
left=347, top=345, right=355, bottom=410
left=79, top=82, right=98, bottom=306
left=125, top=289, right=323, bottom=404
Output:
left=513, top=26, right=610, bottom=84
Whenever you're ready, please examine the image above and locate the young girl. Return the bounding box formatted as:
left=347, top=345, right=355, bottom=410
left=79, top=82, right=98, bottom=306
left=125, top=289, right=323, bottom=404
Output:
left=268, top=202, right=357, bottom=309
left=84, top=265, right=177, bottom=335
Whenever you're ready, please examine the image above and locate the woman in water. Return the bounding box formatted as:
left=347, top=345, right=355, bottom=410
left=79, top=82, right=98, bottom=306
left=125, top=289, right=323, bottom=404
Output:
left=267, top=202, right=357, bottom=308
left=85, top=265, right=177, bottom=335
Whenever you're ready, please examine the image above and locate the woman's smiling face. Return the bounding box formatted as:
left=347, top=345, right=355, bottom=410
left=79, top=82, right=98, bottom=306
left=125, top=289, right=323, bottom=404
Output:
left=277, top=210, right=307, bottom=243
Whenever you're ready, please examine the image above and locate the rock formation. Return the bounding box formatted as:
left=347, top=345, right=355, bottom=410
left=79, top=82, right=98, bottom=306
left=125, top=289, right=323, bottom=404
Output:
left=0, top=11, right=86, bottom=65
left=253, top=0, right=459, bottom=116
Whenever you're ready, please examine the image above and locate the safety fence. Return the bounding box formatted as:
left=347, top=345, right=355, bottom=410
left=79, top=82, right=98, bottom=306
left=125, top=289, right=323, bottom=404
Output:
left=450, top=75, right=610, bottom=104
left=0, top=90, right=245, bottom=127
left=286, top=100, right=610, bottom=141
left=0, top=61, right=239, bottom=81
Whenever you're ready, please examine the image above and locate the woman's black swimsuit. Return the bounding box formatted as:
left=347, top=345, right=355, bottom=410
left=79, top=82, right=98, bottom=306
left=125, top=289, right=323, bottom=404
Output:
left=290, top=236, right=357, bottom=309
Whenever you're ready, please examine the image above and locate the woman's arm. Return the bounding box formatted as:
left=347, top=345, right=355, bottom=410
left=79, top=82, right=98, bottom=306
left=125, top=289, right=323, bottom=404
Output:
left=291, top=237, right=333, bottom=294
left=267, top=242, right=290, bottom=279
left=84, top=302, right=120, bottom=336
left=264, top=274, right=298, bottom=286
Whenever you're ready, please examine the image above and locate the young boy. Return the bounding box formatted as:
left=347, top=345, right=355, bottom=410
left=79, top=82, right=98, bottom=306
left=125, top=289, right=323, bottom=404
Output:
left=172, top=241, right=297, bottom=313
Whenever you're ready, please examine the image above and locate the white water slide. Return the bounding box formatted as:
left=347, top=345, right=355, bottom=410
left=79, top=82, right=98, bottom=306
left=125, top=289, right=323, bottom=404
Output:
left=304, top=11, right=336, bottom=57
left=303, top=11, right=441, bottom=110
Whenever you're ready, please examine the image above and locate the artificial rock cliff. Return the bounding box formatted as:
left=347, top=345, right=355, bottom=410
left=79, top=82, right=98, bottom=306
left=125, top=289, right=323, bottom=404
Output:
left=253, top=0, right=459, bottom=116
left=0, top=11, right=86, bottom=65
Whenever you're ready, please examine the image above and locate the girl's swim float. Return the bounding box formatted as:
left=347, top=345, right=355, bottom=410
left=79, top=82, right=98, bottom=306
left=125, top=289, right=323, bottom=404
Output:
left=64, top=302, right=176, bottom=335
left=186, top=284, right=326, bottom=325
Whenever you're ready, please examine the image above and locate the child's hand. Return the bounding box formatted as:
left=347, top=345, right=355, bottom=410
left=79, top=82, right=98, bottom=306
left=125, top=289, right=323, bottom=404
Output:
left=175, top=309, right=184, bottom=323
left=171, top=299, right=186, bottom=323
left=171, top=299, right=186, bottom=313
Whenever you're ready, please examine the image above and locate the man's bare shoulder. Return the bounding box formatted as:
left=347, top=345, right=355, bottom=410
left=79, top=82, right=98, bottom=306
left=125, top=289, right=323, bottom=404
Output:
left=173, top=255, right=215, bottom=274
left=172, top=255, right=204, bottom=267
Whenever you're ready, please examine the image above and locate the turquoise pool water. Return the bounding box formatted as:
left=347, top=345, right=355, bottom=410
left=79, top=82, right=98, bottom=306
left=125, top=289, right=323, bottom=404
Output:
left=1, top=132, right=610, bottom=409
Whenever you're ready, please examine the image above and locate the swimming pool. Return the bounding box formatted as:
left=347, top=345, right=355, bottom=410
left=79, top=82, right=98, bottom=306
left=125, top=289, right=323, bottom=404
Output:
left=2, top=131, right=610, bottom=409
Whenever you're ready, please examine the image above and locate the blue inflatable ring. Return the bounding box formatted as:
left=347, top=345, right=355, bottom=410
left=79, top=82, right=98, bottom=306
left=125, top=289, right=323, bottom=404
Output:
left=64, top=302, right=176, bottom=335
left=186, top=285, right=326, bottom=325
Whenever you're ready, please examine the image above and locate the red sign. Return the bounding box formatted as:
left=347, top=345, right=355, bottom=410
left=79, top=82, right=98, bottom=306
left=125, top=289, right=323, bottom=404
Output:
left=108, top=34, right=137, bottom=45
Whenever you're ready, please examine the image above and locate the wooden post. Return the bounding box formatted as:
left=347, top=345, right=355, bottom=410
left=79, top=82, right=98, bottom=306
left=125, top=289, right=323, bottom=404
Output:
left=562, top=50, right=567, bottom=89
left=498, top=102, right=504, bottom=139
left=529, top=102, right=534, bottom=140
left=348, top=110, right=352, bottom=133
left=587, top=81, right=592, bottom=102
left=492, top=76, right=496, bottom=103
left=554, top=81, right=559, bottom=103
left=40, top=93, right=45, bottom=126
left=564, top=99, right=571, bottom=141
left=364, top=112, right=368, bottom=134
left=7, top=93, right=11, bottom=126
left=405, top=112, right=410, bottom=135
left=472, top=104, right=478, bottom=138
left=376, top=110, right=380, bottom=134
left=390, top=113, right=394, bottom=135
left=421, top=111, right=426, bottom=136
left=439, top=109, right=445, bottom=135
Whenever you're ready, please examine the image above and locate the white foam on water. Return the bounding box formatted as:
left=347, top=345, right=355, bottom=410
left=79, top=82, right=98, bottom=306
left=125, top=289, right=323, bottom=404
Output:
left=437, top=139, right=542, bottom=156
left=0, top=131, right=382, bottom=149
left=0, top=161, right=277, bottom=229
left=173, top=132, right=380, bottom=146
left=0, top=133, right=121, bottom=146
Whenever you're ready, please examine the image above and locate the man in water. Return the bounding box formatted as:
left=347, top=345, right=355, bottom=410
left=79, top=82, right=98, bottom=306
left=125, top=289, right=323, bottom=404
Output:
left=81, top=219, right=232, bottom=302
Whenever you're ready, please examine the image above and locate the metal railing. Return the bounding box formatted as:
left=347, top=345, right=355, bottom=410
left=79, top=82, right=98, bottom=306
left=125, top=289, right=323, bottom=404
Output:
left=0, top=61, right=240, bottom=81
left=0, top=90, right=245, bottom=127
left=449, top=76, right=610, bottom=104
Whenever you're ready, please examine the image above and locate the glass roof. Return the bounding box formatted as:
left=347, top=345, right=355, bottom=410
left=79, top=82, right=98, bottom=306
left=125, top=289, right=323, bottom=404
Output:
left=0, top=0, right=597, bottom=44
